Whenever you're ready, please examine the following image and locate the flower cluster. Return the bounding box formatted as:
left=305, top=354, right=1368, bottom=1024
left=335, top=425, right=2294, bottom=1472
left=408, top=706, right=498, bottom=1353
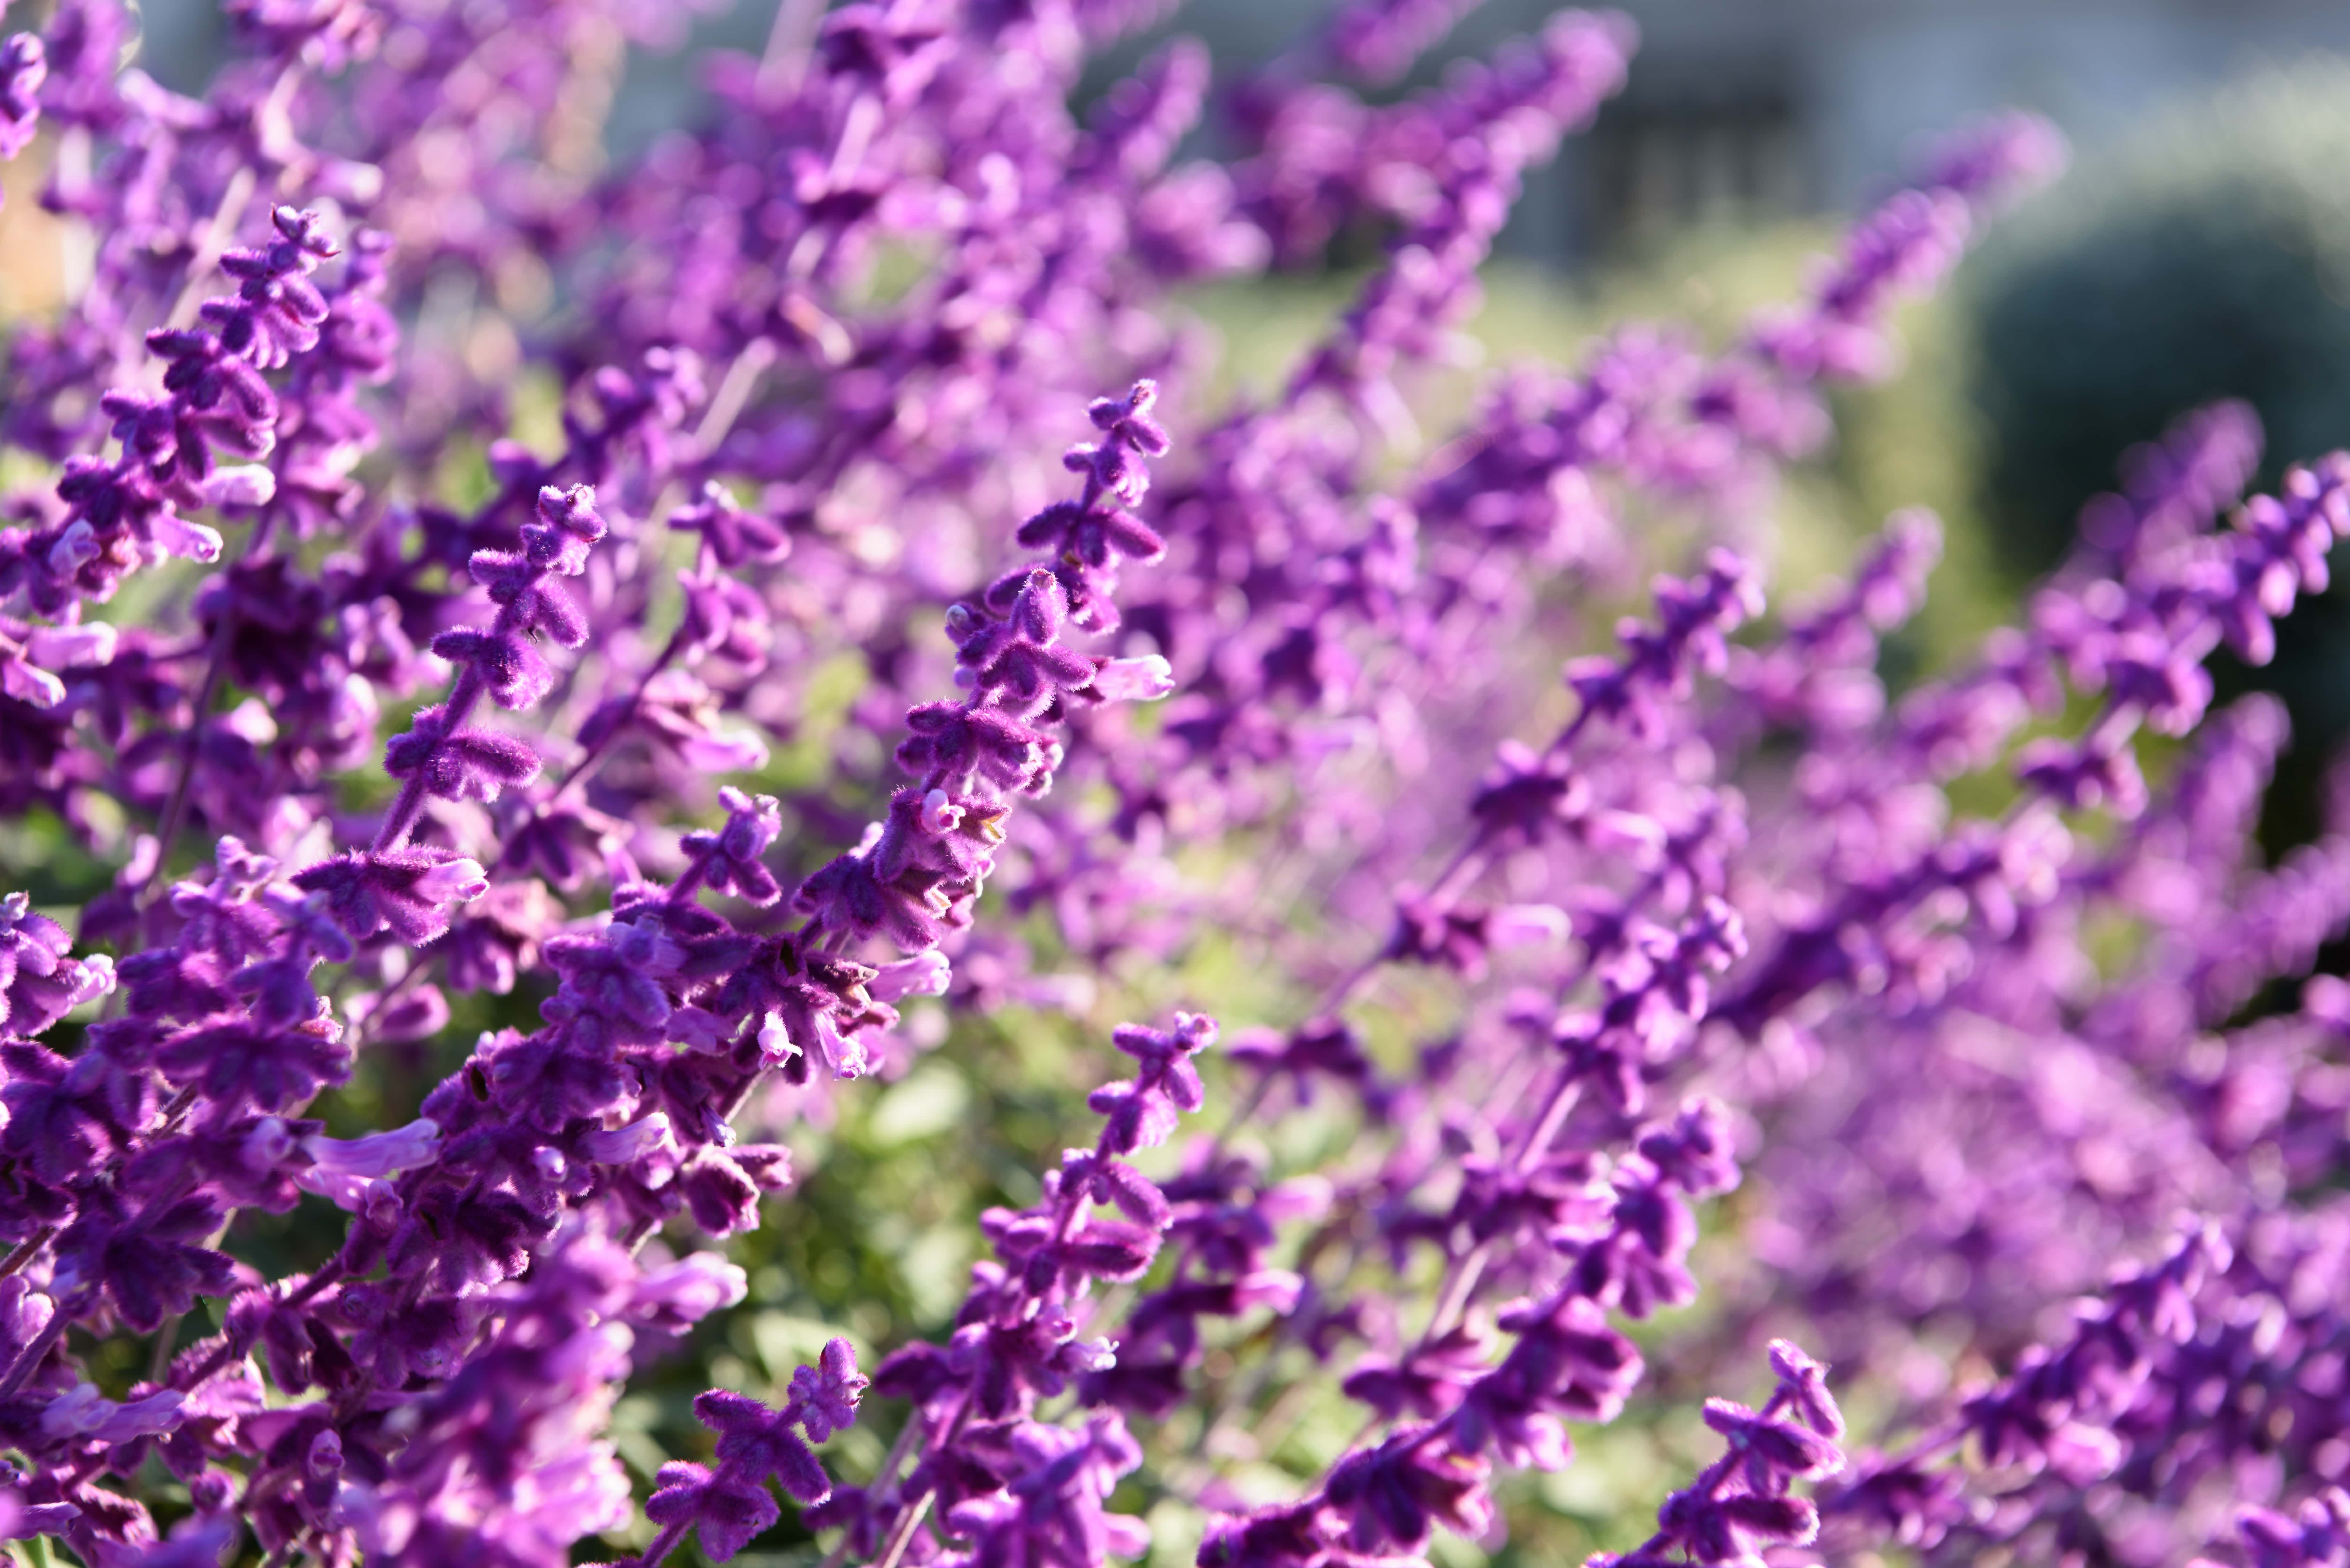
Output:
left=0, top=0, right=2343, bottom=1565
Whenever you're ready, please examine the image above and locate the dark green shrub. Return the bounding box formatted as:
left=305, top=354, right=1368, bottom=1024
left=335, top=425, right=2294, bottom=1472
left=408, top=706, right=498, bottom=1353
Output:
left=1971, top=59, right=2350, bottom=848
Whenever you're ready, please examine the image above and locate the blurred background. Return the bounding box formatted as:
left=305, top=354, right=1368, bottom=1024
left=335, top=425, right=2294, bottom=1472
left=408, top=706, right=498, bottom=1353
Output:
left=32, top=0, right=2350, bottom=844
left=100, top=0, right=2350, bottom=241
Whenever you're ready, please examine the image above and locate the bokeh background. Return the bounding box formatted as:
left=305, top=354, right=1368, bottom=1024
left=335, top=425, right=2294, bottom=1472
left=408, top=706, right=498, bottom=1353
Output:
left=49, top=0, right=2344, bottom=842
left=11, top=1, right=2350, bottom=1563
left=18, top=0, right=2350, bottom=826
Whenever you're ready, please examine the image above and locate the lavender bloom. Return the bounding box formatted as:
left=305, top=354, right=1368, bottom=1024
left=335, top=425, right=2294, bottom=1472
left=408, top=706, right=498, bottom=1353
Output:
left=2206, top=1490, right=2350, bottom=1568
left=1572, top=1345, right=1845, bottom=1568
left=828, top=1015, right=1215, bottom=1568
left=0, top=893, right=112, bottom=1037
left=291, top=480, right=606, bottom=948
left=9, top=4, right=2350, bottom=1566
left=798, top=381, right=1175, bottom=954
left=639, top=1340, right=868, bottom=1564
left=1816, top=1226, right=2229, bottom=1560
left=1322, top=0, right=1492, bottom=83
left=3, top=206, right=341, bottom=619
left=1722, top=509, right=1944, bottom=740
left=1282, top=12, right=1634, bottom=428
left=0, top=33, right=42, bottom=172
left=1233, top=11, right=1632, bottom=271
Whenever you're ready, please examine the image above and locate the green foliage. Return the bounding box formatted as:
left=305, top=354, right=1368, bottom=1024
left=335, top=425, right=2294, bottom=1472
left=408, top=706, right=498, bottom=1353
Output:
left=1970, top=60, right=2350, bottom=575
left=1967, top=60, right=2350, bottom=851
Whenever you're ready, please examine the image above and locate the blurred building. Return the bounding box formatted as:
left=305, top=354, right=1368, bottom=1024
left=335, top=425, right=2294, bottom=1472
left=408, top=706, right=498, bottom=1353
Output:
left=1173, top=0, right=2350, bottom=259
left=120, top=0, right=2350, bottom=262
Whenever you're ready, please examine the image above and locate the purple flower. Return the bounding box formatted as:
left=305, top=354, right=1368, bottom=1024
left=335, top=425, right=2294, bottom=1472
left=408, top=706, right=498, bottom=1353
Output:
left=0, top=34, right=44, bottom=167
left=695, top=1389, right=835, bottom=1504
left=646, top=1461, right=780, bottom=1562
left=153, top=1014, right=351, bottom=1112
left=1324, top=1428, right=1493, bottom=1554
left=1702, top=1398, right=1845, bottom=1489
left=0, top=893, right=111, bottom=1035
left=1088, top=1013, right=1217, bottom=1153
left=290, top=848, right=488, bottom=945
left=52, top=1190, right=236, bottom=1334
left=669, top=481, right=790, bottom=569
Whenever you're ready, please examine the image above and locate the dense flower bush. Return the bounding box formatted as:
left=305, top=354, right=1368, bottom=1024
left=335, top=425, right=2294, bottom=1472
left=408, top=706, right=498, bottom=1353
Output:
left=0, top=0, right=2345, bottom=1564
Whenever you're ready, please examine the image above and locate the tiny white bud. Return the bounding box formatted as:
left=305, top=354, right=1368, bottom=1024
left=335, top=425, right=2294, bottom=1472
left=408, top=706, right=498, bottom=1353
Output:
left=1490, top=904, right=1571, bottom=949
left=198, top=464, right=278, bottom=509
left=2, top=660, right=64, bottom=709
left=414, top=858, right=490, bottom=904
left=24, top=622, right=116, bottom=667
left=757, top=1012, right=799, bottom=1064
left=1094, top=654, right=1175, bottom=702
left=872, top=951, right=952, bottom=1002
left=45, top=519, right=98, bottom=575
left=150, top=512, right=224, bottom=562
left=919, top=788, right=965, bottom=835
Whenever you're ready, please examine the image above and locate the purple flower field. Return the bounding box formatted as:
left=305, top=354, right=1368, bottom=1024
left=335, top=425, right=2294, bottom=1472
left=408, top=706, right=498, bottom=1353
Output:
left=1, top=1, right=2346, bottom=1564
